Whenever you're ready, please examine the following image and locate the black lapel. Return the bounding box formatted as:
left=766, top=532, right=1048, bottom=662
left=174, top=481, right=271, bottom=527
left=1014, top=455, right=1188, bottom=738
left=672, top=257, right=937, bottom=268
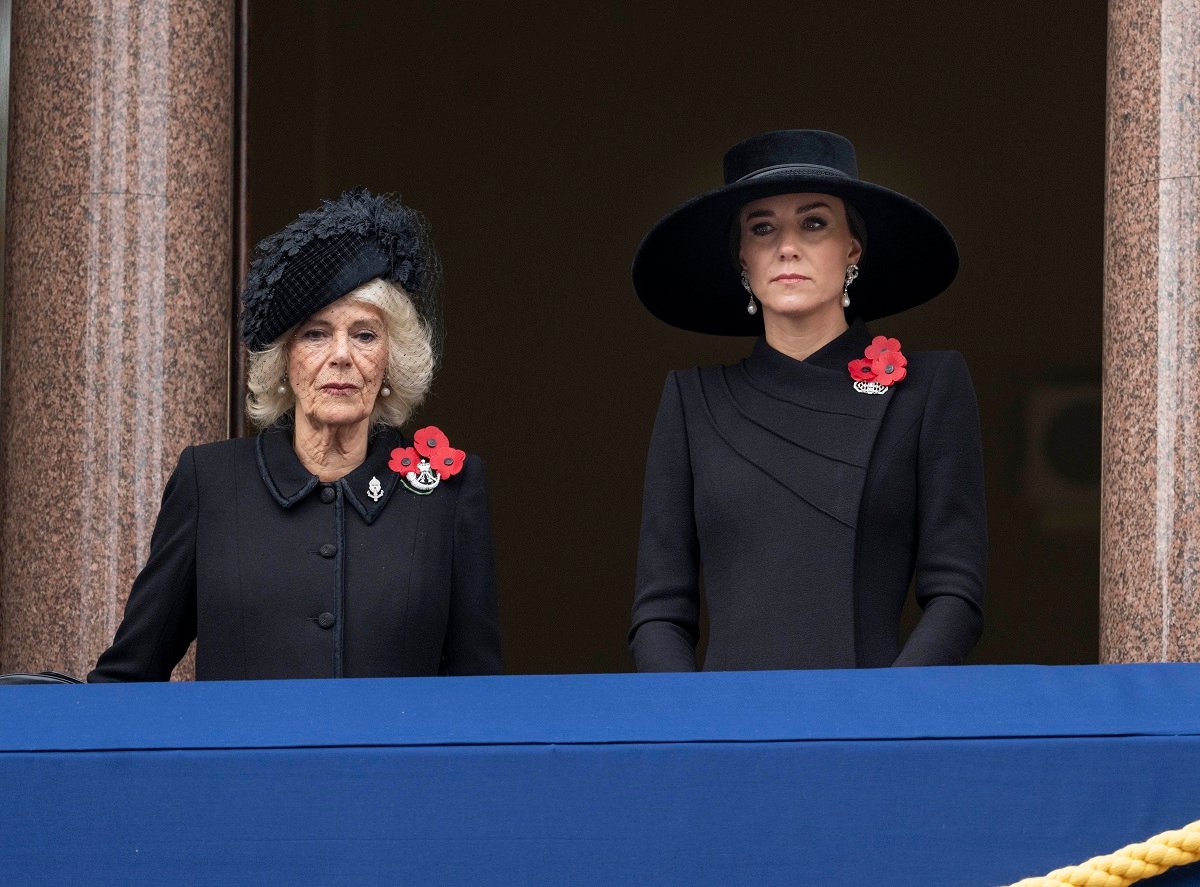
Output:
left=256, top=424, right=406, bottom=524
left=256, top=426, right=319, bottom=508
left=695, top=322, right=897, bottom=529
left=341, top=428, right=405, bottom=525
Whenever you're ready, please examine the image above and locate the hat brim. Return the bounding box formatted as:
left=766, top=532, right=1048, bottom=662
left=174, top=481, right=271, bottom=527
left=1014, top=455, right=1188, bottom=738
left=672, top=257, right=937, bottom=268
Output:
left=632, top=167, right=959, bottom=334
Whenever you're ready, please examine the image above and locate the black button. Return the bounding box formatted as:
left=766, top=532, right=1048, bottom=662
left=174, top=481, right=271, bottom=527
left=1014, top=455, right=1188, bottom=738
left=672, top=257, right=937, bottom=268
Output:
left=320, top=486, right=335, bottom=504
left=318, top=543, right=337, bottom=558
left=317, top=612, right=336, bottom=629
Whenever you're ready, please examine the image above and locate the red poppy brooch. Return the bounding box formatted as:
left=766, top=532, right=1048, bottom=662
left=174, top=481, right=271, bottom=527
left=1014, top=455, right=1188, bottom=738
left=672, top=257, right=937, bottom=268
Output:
left=848, top=335, right=907, bottom=395
left=388, top=426, right=466, bottom=495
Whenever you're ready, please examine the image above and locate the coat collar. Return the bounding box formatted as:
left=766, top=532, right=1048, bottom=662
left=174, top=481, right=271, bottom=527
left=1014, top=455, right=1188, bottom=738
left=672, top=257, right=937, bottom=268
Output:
left=255, top=424, right=405, bottom=525
left=741, top=319, right=887, bottom=419
left=747, top=317, right=873, bottom=379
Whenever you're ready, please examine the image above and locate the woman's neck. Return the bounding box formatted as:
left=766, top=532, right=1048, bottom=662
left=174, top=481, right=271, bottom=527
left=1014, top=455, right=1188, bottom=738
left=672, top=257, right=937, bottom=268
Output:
left=762, top=308, right=849, bottom=362
left=292, top=414, right=371, bottom=482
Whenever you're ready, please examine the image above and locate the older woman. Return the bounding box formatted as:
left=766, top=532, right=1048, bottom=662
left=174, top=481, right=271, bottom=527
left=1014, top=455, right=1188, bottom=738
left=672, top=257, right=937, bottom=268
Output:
left=90, top=189, right=500, bottom=680
left=629, top=130, right=985, bottom=672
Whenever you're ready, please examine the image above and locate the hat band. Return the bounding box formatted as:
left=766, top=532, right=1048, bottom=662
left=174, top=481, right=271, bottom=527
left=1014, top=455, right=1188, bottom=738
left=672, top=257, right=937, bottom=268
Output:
left=734, top=163, right=852, bottom=184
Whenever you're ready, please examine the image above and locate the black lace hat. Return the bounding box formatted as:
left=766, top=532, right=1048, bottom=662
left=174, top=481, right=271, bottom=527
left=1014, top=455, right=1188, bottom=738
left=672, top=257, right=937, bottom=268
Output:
left=241, top=188, right=443, bottom=355
left=632, top=130, right=958, bottom=334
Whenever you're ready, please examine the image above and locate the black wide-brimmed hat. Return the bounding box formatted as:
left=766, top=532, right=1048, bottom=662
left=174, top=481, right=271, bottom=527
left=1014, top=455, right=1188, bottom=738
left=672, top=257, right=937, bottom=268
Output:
left=632, top=130, right=958, bottom=334
left=241, top=187, right=443, bottom=354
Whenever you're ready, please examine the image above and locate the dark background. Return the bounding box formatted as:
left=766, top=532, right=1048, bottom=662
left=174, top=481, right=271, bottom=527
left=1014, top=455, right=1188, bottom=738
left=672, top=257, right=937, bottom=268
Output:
left=248, top=1, right=1107, bottom=673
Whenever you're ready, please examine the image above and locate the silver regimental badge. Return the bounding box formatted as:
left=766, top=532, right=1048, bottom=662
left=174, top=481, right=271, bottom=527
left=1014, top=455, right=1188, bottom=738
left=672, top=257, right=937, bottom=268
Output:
left=853, top=380, right=890, bottom=395
left=367, top=476, right=384, bottom=502
left=401, top=459, right=441, bottom=495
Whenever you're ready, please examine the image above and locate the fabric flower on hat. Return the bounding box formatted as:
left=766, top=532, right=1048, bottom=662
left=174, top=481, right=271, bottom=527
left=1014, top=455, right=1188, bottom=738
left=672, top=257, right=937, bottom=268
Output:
left=239, top=188, right=444, bottom=354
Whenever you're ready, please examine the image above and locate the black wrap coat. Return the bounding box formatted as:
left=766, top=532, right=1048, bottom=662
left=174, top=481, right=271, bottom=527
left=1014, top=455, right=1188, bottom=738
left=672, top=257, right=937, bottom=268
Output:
left=89, top=425, right=501, bottom=681
left=630, top=321, right=986, bottom=671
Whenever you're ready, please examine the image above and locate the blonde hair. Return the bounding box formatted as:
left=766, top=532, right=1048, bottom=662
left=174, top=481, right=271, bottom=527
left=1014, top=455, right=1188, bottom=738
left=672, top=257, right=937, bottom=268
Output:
left=245, top=278, right=435, bottom=430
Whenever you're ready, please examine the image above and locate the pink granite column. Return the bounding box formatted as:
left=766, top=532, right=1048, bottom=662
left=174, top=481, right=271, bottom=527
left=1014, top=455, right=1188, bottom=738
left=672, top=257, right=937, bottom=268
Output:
left=0, top=1, right=232, bottom=678
left=1101, top=0, right=1200, bottom=661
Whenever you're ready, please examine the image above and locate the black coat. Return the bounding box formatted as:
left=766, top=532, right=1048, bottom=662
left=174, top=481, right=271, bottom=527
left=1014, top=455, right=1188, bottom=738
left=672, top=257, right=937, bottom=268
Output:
left=89, top=425, right=501, bottom=681
left=630, top=321, right=986, bottom=671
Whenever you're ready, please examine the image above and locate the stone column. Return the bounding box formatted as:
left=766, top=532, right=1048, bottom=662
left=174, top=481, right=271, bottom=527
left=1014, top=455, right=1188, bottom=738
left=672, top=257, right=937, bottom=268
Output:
left=0, top=1, right=232, bottom=677
left=1101, top=0, right=1200, bottom=661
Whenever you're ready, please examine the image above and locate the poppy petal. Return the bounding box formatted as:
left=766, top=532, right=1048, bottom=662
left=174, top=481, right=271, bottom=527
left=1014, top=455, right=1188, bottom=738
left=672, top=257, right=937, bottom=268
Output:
left=388, top=446, right=421, bottom=475
left=413, top=425, right=450, bottom=457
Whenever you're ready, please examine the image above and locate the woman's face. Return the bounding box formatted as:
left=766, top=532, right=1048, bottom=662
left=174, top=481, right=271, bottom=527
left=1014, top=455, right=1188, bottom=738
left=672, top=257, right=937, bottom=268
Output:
left=738, top=192, right=862, bottom=323
left=287, top=293, right=389, bottom=432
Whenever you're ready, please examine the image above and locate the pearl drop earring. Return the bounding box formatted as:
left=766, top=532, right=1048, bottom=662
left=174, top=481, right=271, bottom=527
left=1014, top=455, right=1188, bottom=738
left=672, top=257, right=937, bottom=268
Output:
left=741, top=270, right=758, bottom=316
left=277, top=373, right=289, bottom=395
left=842, top=263, right=860, bottom=309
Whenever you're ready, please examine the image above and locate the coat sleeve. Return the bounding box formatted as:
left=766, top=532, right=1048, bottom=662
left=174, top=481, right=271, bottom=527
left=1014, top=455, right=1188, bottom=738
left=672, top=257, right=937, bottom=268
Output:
left=440, top=454, right=502, bottom=675
left=629, top=372, right=701, bottom=672
left=87, top=447, right=199, bottom=682
left=893, top=351, right=987, bottom=666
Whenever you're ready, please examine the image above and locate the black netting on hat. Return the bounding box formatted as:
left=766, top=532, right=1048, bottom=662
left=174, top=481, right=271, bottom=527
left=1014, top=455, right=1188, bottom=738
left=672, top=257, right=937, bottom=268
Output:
left=241, top=188, right=444, bottom=361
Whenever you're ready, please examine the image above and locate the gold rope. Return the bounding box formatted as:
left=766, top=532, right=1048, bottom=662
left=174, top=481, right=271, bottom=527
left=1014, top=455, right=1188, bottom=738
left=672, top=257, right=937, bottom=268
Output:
left=1000, top=819, right=1200, bottom=887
